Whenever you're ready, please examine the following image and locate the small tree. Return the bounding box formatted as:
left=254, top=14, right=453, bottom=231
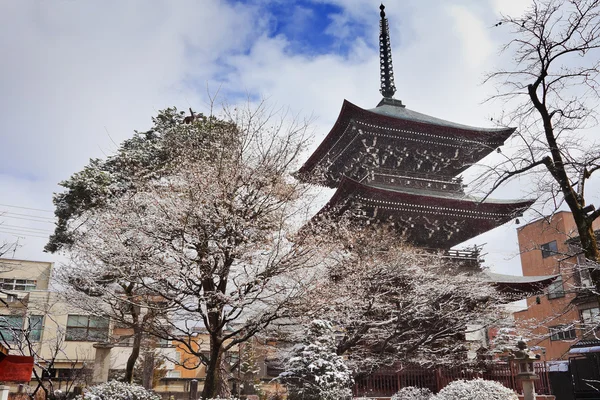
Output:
left=278, top=320, right=353, bottom=400
left=239, top=342, right=262, bottom=396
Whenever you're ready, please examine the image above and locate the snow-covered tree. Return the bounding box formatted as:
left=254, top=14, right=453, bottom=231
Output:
left=295, top=226, right=507, bottom=370
left=278, top=320, right=353, bottom=400
left=434, top=379, right=518, bottom=400
left=239, top=342, right=262, bottom=396
left=49, top=102, right=319, bottom=398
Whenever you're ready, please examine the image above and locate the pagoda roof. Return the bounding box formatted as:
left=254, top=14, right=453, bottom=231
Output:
left=369, top=101, right=510, bottom=132
left=297, top=100, right=515, bottom=184
left=317, top=177, right=534, bottom=248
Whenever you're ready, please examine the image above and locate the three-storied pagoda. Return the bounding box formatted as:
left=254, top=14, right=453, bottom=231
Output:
left=298, top=4, right=534, bottom=258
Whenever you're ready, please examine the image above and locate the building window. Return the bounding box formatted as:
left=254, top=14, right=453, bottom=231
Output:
left=541, top=241, right=558, bottom=258
left=166, top=370, right=181, bottom=378
left=581, top=307, right=600, bottom=326
left=547, top=275, right=565, bottom=299
left=549, top=325, right=577, bottom=341
left=0, top=279, right=36, bottom=291
left=29, top=315, right=43, bottom=342
left=576, top=262, right=594, bottom=288
left=0, top=316, right=23, bottom=343
left=65, top=315, right=109, bottom=341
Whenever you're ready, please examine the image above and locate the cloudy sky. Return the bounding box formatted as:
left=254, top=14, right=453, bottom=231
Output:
left=0, top=0, right=550, bottom=275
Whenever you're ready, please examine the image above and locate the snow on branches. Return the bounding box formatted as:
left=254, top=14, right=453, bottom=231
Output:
left=51, top=101, right=319, bottom=398
left=291, top=225, right=508, bottom=370
left=278, top=320, right=353, bottom=400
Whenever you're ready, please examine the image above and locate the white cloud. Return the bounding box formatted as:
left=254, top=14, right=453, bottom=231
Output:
left=446, top=4, right=494, bottom=69
left=491, top=0, right=532, bottom=18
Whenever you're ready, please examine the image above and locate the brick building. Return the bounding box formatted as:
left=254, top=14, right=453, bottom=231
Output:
left=514, top=211, right=600, bottom=360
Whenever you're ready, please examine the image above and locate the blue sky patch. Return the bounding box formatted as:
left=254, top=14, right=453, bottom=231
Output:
left=233, top=0, right=370, bottom=56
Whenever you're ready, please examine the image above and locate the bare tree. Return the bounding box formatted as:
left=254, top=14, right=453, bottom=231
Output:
left=0, top=297, right=91, bottom=400
left=480, top=0, right=600, bottom=291
left=54, top=263, right=163, bottom=384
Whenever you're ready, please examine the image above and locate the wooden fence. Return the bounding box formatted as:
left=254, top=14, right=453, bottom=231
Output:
left=354, top=362, right=551, bottom=397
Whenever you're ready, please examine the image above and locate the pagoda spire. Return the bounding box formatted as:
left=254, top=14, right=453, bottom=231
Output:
left=379, top=4, right=396, bottom=98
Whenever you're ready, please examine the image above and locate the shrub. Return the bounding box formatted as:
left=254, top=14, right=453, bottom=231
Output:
left=76, top=381, right=160, bottom=400
left=200, top=398, right=241, bottom=400
left=435, top=379, right=518, bottom=400
left=392, top=386, right=433, bottom=400
left=278, top=320, right=353, bottom=400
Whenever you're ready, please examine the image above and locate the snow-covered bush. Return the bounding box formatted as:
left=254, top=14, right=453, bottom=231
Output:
left=200, top=398, right=241, bottom=400
left=76, top=381, right=160, bottom=400
left=435, top=379, right=518, bottom=400
left=392, top=386, right=433, bottom=400
left=278, top=320, right=353, bottom=400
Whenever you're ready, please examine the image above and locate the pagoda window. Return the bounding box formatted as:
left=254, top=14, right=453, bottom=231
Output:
left=549, top=325, right=577, bottom=341
left=547, top=276, right=565, bottom=300
left=541, top=240, right=558, bottom=258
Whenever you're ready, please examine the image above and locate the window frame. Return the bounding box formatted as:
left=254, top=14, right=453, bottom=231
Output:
left=28, top=315, right=44, bottom=342
left=65, top=315, right=109, bottom=342
left=549, top=325, right=577, bottom=341
left=0, top=315, right=24, bottom=343
left=541, top=240, right=559, bottom=258
left=581, top=307, right=600, bottom=326
left=166, top=370, right=181, bottom=378
left=547, top=275, right=565, bottom=299
left=0, top=278, right=37, bottom=291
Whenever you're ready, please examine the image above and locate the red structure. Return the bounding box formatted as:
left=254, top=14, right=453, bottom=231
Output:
left=0, top=343, right=34, bottom=382
left=298, top=5, right=534, bottom=255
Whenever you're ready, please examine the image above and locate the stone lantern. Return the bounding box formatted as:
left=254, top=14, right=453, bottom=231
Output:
left=510, top=340, right=540, bottom=400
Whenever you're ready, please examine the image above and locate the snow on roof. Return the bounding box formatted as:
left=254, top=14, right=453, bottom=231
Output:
left=367, top=182, right=534, bottom=205
left=369, top=102, right=512, bottom=133
left=483, top=271, right=559, bottom=284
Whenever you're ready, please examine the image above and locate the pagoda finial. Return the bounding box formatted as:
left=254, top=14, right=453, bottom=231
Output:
left=379, top=3, right=396, bottom=98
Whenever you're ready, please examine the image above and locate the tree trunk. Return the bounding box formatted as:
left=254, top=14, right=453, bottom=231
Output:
left=124, top=327, right=142, bottom=383
left=572, top=212, right=600, bottom=292
left=201, top=338, right=227, bottom=399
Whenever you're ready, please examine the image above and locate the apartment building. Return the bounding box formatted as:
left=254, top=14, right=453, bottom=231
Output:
left=513, top=211, right=600, bottom=361
left=0, top=258, right=180, bottom=393
left=0, top=258, right=247, bottom=398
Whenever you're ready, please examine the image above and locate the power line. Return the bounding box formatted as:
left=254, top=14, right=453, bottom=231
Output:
left=0, top=230, right=49, bottom=239
left=0, top=226, right=50, bottom=235
left=0, top=203, right=54, bottom=213
left=0, top=215, right=55, bottom=225
left=0, top=211, right=54, bottom=222
left=0, top=224, right=53, bottom=234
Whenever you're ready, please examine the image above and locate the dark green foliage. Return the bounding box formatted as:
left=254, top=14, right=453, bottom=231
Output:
left=46, top=107, right=236, bottom=253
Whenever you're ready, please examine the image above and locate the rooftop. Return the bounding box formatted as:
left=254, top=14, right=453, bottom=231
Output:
left=369, top=101, right=513, bottom=133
